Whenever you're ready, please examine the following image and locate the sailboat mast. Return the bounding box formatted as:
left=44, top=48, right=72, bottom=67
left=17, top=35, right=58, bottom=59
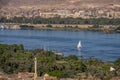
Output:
left=77, top=41, right=82, bottom=51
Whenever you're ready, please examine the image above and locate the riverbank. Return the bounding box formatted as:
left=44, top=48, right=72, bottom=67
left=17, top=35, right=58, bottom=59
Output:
left=0, top=44, right=120, bottom=80
left=0, top=23, right=120, bottom=33
left=20, top=24, right=120, bottom=33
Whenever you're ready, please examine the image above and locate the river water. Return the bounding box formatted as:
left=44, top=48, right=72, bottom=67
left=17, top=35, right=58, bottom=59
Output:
left=0, top=29, right=120, bottom=61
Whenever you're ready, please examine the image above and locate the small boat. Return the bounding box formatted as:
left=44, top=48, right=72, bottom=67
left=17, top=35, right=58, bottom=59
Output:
left=0, top=25, right=5, bottom=29
left=77, top=41, right=82, bottom=51
left=110, top=67, right=115, bottom=71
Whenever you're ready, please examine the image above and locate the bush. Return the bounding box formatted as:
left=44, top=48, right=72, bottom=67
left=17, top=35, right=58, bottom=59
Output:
left=46, top=24, right=52, bottom=28
left=65, top=55, right=78, bottom=60
left=20, top=25, right=34, bottom=29
left=49, top=70, right=62, bottom=78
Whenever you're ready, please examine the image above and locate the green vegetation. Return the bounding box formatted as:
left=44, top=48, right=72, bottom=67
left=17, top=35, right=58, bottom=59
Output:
left=1, top=17, right=120, bottom=33
left=20, top=25, right=34, bottom=30
left=0, top=44, right=120, bottom=79
left=114, top=27, right=120, bottom=33
left=0, top=17, right=120, bottom=25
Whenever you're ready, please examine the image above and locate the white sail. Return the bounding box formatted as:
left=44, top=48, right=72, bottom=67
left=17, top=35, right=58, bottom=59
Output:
left=77, top=41, right=82, bottom=50
left=110, top=67, right=115, bottom=71
left=1, top=25, right=4, bottom=29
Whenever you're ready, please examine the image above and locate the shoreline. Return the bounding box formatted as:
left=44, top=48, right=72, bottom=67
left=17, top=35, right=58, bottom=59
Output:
left=0, top=44, right=120, bottom=80
left=0, top=23, right=120, bottom=33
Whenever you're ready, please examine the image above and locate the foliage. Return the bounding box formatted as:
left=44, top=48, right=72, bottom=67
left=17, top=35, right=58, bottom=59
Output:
left=0, top=44, right=119, bottom=79
left=20, top=25, right=34, bottom=29
left=49, top=70, right=62, bottom=78
left=46, top=24, right=52, bottom=28
left=0, top=17, right=120, bottom=25
left=114, top=58, right=120, bottom=76
left=65, top=55, right=78, bottom=61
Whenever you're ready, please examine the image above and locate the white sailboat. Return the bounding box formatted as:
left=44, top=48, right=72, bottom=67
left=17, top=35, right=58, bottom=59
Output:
left=77, top=41, right=82, bottom=51
left=0, top=25, right=4, bottom=29
left=110, top=67, right=115, bottom=71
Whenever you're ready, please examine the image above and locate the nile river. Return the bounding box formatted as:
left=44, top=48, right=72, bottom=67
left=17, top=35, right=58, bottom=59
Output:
left=0, top=29, right=120, bottom=61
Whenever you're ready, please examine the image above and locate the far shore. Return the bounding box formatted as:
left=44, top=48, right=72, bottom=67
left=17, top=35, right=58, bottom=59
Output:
left=0, top=23, right=120, bottom=33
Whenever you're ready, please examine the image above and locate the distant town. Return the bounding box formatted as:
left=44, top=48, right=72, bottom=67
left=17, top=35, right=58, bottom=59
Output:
left=0, top=4, right=120, bottom=19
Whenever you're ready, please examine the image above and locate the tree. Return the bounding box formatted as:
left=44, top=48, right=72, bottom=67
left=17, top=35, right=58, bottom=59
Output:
left=65, top=55, right=78, bottom=61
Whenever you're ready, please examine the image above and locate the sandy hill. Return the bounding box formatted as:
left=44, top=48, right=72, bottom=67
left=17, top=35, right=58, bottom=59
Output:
left=0, top=0, right=120, bottom=9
